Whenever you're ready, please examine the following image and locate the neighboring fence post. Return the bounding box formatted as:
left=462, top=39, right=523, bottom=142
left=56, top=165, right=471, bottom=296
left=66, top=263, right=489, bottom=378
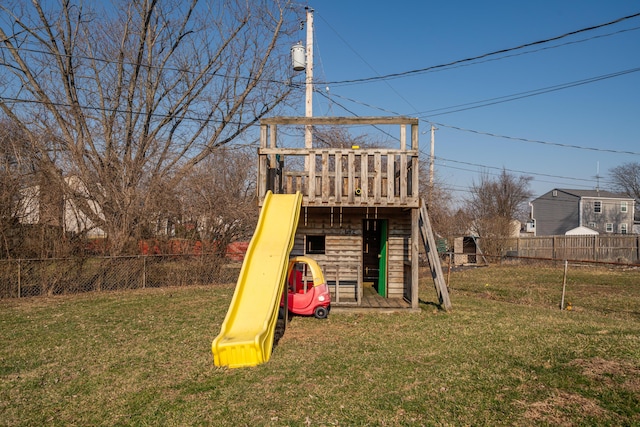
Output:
left=560, top=260, right=568, bottom=310
left=142, top=256, right=146, bottom=289
left=17, top=259, right=21, bottom=299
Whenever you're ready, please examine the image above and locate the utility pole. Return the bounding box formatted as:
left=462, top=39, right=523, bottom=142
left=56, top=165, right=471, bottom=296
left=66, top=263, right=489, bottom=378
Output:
left=429, top=124, right=436, bottom=206
left=304, top=7, right=314, bottom=149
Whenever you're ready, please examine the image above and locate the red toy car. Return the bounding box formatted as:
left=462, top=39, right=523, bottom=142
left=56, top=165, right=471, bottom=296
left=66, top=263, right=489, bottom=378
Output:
left=285, top=256, right=331, bottom=319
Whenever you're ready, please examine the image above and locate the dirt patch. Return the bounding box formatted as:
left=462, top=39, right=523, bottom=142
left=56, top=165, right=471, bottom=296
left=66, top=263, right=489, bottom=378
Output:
left=570, top=357, right=640, bottom=393
left=521, top=357, right=640, bottom=426
left=523, top=391, right=611, bottom=426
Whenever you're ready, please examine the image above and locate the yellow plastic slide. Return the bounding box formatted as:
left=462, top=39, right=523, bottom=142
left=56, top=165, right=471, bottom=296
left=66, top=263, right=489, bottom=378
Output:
left=212, top=191, right=302, bottom=368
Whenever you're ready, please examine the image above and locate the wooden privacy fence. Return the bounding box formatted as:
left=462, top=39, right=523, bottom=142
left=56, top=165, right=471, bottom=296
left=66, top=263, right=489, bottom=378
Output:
left=502, top=235, right=640, bottom=263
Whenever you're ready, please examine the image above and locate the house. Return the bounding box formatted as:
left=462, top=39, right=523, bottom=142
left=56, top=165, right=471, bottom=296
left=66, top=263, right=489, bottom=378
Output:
left=258, top=116, right=431, bottom=311
left=17, top=176, right=106, bottom=238
left=529, top=189, right=635, bottom=236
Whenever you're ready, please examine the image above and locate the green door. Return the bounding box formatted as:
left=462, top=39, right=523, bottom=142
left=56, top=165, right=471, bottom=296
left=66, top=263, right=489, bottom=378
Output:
left=362, top=219, right=388, bottom=297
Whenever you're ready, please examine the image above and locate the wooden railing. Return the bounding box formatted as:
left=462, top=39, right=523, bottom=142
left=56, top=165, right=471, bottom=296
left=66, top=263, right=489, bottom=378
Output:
left=258, top=116, right=421, bottom=208
left=258, top=148, right=419, bottom=207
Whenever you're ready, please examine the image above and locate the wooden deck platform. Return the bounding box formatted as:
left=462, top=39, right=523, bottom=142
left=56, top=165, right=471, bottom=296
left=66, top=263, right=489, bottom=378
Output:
left=330, top=283, right=415, bottom=313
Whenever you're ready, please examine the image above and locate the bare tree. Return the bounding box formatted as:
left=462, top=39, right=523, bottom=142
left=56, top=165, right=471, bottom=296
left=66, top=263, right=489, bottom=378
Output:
left=609, top=162, right=640, bottom=206
left=313, top=125, right=368, bottom=149
left=178, top=146, right=257, bottom=254
left=419, top=164, right=458, bottom=245
left=0, top=0, right=299, bottom=254
left=0, top=121, right=31, bottom=257
left=465, top=169, right=533, bottom=258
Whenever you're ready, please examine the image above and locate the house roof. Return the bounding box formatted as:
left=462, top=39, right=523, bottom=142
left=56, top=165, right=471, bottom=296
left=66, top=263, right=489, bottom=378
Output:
left=537, top=189, right=634, bottom=200
left=565, top=226, right=599, bottom=235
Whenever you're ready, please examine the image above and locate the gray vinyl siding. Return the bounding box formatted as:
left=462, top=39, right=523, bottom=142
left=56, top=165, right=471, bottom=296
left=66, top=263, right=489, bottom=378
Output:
left=581, top=197, right=634, bottom=234
left=531, top=189, right=635, bottom=236
left=531, top=190, right=580, bottom=235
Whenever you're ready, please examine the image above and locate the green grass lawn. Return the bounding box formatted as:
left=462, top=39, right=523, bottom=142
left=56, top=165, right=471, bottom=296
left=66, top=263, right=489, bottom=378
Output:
left=1, top=264, right=639, bottom=426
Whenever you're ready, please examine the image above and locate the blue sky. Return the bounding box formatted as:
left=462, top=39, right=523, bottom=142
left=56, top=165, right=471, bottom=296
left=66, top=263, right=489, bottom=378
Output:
left=285, top=1, right=640, bottom=202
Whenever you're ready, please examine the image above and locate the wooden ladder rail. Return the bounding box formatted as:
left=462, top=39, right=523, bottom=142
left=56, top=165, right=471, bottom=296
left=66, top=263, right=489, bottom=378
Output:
left=419, top=200, right=452, bottom=311
left=470, top=235, right=488, bottom=264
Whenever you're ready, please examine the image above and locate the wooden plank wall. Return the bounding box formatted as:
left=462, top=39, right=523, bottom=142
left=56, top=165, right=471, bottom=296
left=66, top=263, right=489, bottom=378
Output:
left=292, top=207, right=413, bottom=300
left=387, top=214, right=412, bottom=299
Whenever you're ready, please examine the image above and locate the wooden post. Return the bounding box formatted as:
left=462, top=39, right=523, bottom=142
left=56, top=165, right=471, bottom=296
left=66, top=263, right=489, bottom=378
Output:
left=335, top=153, right=342, bottom=203
left=411, top=208, right=420, bottom=309
left=374, top=152, right=382, bottom=203
left=560, top=260, right=568, bottom=310
left=357, top=264, right=362, bottom=305
left=360, top=154, right=368, bottom=200
left=387, top=154, right=395, bottom=202
left=347, top=152, right=355, bottom=203
left=308, top=151, right=316, bottom=202
left=142, top=256, right=146, bottom=289
left=17, top=259, right=21, bottom=298
left=335, top=264, right=340, bottom=303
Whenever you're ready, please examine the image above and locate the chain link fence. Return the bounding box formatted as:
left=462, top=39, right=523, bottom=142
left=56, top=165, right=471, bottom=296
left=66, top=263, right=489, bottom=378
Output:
left=0, top=253, right=241, bottom=299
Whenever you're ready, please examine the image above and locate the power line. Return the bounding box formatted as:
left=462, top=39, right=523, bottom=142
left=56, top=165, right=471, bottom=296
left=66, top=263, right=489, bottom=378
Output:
left=410, top=26, right=640, bottom=79
left=314, top=90, right=610, bottom=189
left=0, top=44, right=295, bottom=89
left=434, top=164, right=598, bottom=193
left=416, top=67, right=640, bottom=117
left=322, top=87, right=640, bottom=157
left=432, top=122, right=640, bottom=156
left=316, top=89, right=623, bottom=188
left=321, top=12, right=640, bottom=86
left=432, top=155, right=610, bottom=185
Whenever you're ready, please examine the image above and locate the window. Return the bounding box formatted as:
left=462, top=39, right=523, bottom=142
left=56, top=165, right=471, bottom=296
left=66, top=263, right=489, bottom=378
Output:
left=552, top=190, right=558, bottom=197
left=594, top=201, right=602, bottom=213
left=588, top=222, right=596, bottom=229
left=605, top=223, right=613, bottom=233
left=620, top=223, right=628, bottom=234
left=305, top=235, right=326, bottom=254
left=621, top=201, right=628, bottom=213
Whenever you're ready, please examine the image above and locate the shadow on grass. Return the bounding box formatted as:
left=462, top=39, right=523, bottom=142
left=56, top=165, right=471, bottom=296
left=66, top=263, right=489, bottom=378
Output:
left=419, top=298, right=445, bottom=311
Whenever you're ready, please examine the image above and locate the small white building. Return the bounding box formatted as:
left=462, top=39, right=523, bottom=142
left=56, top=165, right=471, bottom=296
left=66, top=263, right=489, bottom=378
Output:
left=565, top=226, right=598, bottom=236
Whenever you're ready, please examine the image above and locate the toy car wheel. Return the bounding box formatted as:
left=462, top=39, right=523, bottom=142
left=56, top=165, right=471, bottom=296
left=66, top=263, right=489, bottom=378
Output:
left=314, top=306, right=328, bottom=319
